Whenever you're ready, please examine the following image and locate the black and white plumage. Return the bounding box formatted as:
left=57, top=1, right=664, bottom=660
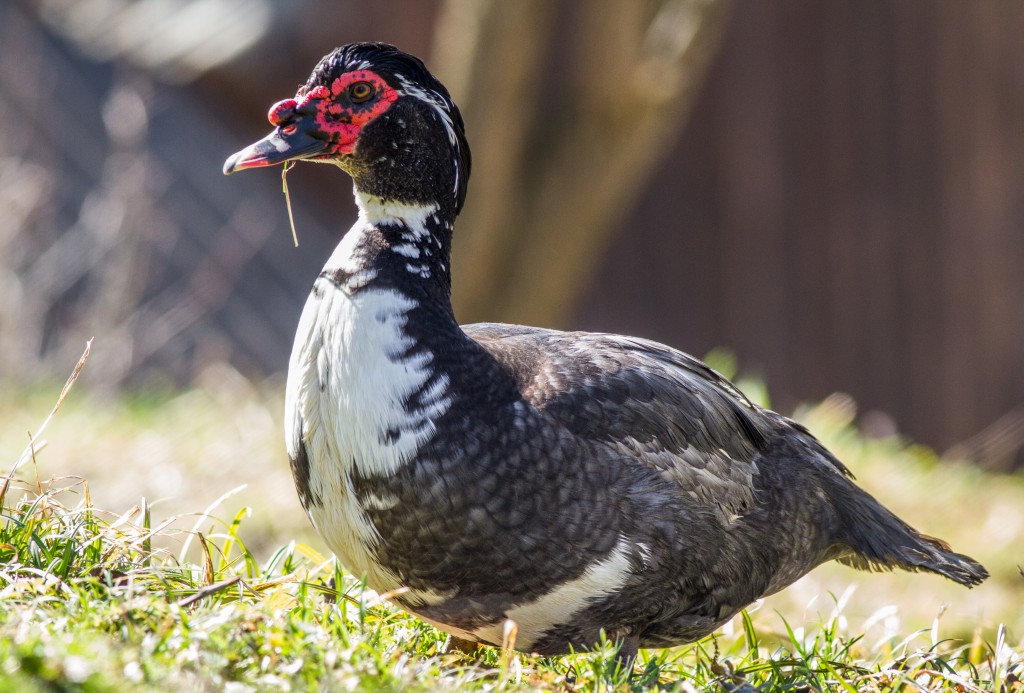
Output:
left=224, top=43, right=986, bottom=663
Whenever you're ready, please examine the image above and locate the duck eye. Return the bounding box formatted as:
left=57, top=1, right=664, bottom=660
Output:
left=349, top=82, right=374, bottom=103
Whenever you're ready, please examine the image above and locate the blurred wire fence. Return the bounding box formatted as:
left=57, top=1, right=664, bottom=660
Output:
left=1, top=1, right=334, bottom=387
left=3, top=0, right=1023, bottom=467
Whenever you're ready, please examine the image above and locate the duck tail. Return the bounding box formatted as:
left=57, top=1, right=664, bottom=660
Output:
left=830, top=480, right=988, bottom=587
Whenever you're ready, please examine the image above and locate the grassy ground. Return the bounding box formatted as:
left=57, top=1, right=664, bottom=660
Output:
left=1, top=363, right=1022, bottom=691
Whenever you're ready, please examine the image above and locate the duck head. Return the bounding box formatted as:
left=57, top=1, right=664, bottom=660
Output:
left=224, top=42, right=471, bottom=215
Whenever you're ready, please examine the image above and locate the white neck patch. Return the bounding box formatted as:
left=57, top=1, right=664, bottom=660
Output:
left=351, top=193, right=441, bottom=277
left=355, top=192, right=438, bottom=233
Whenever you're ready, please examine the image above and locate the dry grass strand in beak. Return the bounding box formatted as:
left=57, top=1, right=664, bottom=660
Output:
left=282, top=161, right=299, bottom=247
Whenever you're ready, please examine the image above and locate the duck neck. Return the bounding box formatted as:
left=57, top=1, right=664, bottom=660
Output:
left=323, top=191, right=456, bottom=312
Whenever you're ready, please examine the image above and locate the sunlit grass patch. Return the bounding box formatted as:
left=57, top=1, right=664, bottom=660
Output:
left=0, top=473, right=460, bottom=691
left=0, top=471, right=1020, bottom=691
left=1, top=354, right=1021, bottom=690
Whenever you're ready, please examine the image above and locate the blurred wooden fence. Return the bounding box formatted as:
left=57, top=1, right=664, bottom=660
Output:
left=577, top=1, right=1024, bottom=466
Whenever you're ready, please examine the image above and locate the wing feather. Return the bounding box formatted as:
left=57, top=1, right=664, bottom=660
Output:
left=465, top=323, right=775, bottom=521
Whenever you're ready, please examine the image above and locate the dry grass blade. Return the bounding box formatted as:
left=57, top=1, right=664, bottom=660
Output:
left=250, top=572, right=300, bottom=592
left=501, top=618, right=518, bottom=668
left=282, top=161, right=299, bottom=247
left=178, top=484, right=247, bottom=563
left=501, top=619, right=518, bottom=653
left=374, top=586, right=410, bottom=602
left=357, top=585, right=410, bottom=610
left=7, top=339, right=92, bottom=479
left=198, top=531, right=214, bottom=585
left=177, top=576, right=242, bottom=608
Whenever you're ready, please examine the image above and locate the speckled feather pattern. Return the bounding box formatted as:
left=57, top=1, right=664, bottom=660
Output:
left=286, top=203, right=983, bottom=652
left=340, top=320, right=853, bottom=651
left=228, top=42, right=988, bottom=660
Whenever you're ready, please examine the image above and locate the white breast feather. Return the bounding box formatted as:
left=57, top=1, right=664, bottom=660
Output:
left=284, top=204, right=451, bottom=595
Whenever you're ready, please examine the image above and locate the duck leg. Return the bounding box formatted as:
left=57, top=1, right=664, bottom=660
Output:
left=613, top=634, right=639, bottom=678
left=442, top=635, right=480, bottom=657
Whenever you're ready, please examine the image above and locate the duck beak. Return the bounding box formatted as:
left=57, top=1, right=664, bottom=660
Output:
left=223, top=122, right=329, bottom=175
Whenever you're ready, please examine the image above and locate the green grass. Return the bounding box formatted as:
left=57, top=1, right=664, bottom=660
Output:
left=1, top=367, right=1023, bottom=690
left=0, top=475, right=1020, bottom=692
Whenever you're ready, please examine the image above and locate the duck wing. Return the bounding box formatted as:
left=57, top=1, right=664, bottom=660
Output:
left=464, top=323, right=780, bottom=522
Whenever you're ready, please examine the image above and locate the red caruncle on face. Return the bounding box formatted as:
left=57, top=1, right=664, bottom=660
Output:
left=290, top=70, right=399, bottom=157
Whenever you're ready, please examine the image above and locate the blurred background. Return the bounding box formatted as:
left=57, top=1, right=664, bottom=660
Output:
left=4, top=0, right=1024, bottom=466
left=4, top=0, right=1024, bottom=470
left=2, top=0, right=1023, bottom=639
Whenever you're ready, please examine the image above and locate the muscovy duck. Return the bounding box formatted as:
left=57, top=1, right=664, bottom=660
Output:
left=224, top=43, right=986, bottom=664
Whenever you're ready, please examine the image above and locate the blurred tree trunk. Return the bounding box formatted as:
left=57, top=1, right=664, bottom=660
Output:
left=432, top=0, right=731, bottom=327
